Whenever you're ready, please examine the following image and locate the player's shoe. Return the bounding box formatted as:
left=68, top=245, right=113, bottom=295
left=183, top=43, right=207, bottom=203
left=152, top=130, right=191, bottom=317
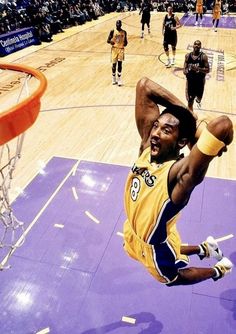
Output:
left=199, top=236, right=223, bottom=260
left=117, top=76, right=122, bottom=86
left=165, top=60, right=171, bottom=68
left=200, top=21, right=202, bottom=26
left=112, top=75, right=117, bottom=85
left=214, top=28, right=217, bottom=32
left=171, top=59, right=175, bottom=66
left=195, top=21, right=198, bottom=26
left=213, top=257, right=233, bottom=281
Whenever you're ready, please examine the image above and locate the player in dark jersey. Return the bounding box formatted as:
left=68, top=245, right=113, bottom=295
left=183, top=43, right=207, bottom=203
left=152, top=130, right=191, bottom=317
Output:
left=162, top=6, right=182, bottom=68
left=139, top=0, right=153, bottom=38
left=183, top=40, right=210, bottom=111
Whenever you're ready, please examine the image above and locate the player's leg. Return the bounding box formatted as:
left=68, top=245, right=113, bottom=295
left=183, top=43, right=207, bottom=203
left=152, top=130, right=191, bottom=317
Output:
left=117, top=60, right=123, bottom=86
left=112, top=62, right=117, bottom=84
left=171, top=45, right=176, bottom=65
left=163, top=41, right=171, bottom=67
left=111, top=48, right=118, bottom=85
left=185, top=79, right=194, bottom=111
left=167, top=257, right=233, bottom=286
left=168, top=267, right=217, bottom=286
left=195, top=13, right=199, bottom=25
left=141, top=22, right=145, bottom=38
left=214, top=18, right=219, bottom=31
left=195, top=79, right=205, bottom=108
left=181, top=235, right=223, bottom=260
left=158, top=229, right=232, bottom=286
left=170, top=33, right=177, bottom=65
left=147, top=16, right=151, bottom=34
left=199, top=13, right=203, bottom=25
left=212, top=16, right=215, bottom=29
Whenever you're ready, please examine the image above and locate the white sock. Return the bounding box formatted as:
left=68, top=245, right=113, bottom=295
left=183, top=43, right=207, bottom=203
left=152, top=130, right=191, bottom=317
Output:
left=213, top=267, right=220, bottom=279
left=198, top=244, right=205, bottom=256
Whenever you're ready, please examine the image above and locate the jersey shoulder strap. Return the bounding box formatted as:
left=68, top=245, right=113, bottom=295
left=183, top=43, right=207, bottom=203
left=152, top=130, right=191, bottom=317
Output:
left=199, top=51, right=204, bottom=62
left=186, top=52, right=192, bottom=62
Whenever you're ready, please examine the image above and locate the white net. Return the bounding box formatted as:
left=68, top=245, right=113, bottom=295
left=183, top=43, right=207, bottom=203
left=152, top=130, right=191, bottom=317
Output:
left=0, top=69, right=34, bottom=269
left=0, top=134, right=25, bottom=269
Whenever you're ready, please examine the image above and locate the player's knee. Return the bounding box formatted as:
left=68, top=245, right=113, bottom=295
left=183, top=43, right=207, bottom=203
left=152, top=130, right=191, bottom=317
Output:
left=164, top=45, right=169, bottom=52
left=172, top=46, right=176, bottom=51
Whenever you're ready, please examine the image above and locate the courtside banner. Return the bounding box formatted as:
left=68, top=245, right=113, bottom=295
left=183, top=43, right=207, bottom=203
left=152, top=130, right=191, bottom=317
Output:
left=0, top=27, right=40, bottom=57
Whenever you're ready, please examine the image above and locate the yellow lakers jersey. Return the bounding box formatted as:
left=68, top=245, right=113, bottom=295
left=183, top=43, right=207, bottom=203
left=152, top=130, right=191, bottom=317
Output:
left=112, top=29, right=126, bottom=49
left=124, top=147, right=183, bottom=244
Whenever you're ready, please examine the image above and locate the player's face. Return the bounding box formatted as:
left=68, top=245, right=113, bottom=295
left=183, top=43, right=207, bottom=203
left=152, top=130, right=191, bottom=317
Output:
left=167, top=7, right=173, bottom=14
left=193, top=41, right=201, bottom=54
left=116, top=21, right=122, bottom=30
left=150, top=113, right=180, bottom=163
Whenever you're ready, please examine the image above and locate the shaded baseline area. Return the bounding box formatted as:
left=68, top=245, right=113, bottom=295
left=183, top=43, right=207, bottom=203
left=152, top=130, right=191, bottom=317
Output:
left=0, top=156, right=235, bottom=334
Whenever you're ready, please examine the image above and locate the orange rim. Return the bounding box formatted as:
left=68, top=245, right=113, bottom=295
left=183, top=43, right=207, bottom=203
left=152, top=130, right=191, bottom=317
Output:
left=0, top=63, right=47, bottom=145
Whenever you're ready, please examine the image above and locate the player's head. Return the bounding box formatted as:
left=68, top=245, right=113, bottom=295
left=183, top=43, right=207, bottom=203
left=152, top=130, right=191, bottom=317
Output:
left=193, top=40, right=201, bottom=53
left=116, top=20, right=122, bottom=30
left=167, top=6, right=173, bottom=13
left=161, top=106, right=196, bottom=143
left=150, top=106, right=196, bottom=163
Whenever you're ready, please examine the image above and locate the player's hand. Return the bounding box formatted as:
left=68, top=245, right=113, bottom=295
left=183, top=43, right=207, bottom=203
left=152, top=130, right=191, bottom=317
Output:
left=191, top=64, right=199, bottom=72
left=110, top=41, right=115, bottom=45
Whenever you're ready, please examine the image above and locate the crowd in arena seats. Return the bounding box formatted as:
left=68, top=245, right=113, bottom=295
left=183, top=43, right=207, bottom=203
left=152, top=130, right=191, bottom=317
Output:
left=0, top=0, right=235, bottom=42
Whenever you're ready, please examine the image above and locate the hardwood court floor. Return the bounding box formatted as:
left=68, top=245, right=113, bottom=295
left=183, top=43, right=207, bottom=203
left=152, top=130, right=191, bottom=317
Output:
left=1, top=11, right=236, bottom=199
left=0, top=11, right=235, bottom=334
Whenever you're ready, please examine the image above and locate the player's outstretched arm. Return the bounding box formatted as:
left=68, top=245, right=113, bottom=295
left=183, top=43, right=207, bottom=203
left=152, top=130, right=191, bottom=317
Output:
left=170, top=116, right=234, bottom=205
left=135, top=77, right=187, bottom=154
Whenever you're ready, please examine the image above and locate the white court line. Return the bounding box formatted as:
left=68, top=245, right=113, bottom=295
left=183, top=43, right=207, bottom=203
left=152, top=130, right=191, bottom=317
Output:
left=215, top=234, right=234, bottom=242
left=72, top=186, right=79, bottom=200
left=36, top=327, right=50, bottom=334
left=182, top=234, right=234, bottom=246
left=122, top=316, right=136, bottom=324
left=85, top=211, right=100, bottom=224
left=54, top=223, right=64, bottom=228
left=181, top=13, right=194, bottom=28
left=0, top=167, right=75, bottom=268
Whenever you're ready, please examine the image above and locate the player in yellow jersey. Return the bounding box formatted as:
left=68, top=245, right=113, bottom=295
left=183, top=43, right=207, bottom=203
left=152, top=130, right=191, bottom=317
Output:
left=195, top=0, right=204, bottom=26
left=123, top=77, right=233, bottom=286
left=107, top=20, right=128, bottom=86
left=212, top=0, right=222, bottom=32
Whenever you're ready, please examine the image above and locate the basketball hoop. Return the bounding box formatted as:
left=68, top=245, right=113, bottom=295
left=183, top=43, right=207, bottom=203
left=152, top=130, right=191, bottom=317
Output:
left=0, top=63, right=47, bottom=269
